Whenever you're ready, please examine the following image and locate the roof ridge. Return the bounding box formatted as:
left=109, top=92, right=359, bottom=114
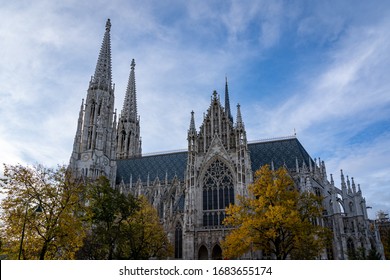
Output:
left=138, top=149, right=187, bottom=157
left=248, top=135, right=297, bottom=144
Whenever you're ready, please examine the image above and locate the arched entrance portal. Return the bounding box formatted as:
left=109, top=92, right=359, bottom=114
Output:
left=198, top=245, right=208, bottom=260
left=212, top=244, right=222, bottom=260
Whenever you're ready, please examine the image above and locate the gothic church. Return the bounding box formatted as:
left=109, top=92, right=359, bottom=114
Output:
left=69, top=19, right=384, bottom=259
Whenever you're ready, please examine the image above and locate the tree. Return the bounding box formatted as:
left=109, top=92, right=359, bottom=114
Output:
left=118, top=196, right=173, bottom=259
left=0, top=164, right=86, bottom=259
left=76, top=176, right=139, bottom=260
left=76, top=178, right=172, bottom=260
left=222, top=165, right=330, bottom=260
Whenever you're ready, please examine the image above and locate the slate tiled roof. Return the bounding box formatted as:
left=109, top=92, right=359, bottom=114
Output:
left=248, top=137, right=314, bottom=172
left=116, top=151, right=187, bottom=185
left=116, top=137, right=314, bottom=185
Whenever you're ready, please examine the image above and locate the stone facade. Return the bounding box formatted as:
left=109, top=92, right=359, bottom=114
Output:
left=69, top=19, right=385, bottom=259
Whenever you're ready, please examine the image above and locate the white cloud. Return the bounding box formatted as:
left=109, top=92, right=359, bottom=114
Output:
left=0, top=0, right=389, bottom=218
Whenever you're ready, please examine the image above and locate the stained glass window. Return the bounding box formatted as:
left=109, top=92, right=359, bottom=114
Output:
left=202, top=159, right=234, bottom=227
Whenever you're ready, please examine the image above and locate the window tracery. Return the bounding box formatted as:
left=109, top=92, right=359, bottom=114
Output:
left=202, top=159, right=234, bottom=227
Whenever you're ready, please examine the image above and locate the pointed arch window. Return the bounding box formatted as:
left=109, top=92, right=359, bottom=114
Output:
left=175, top=223, right=183, bottom=259
left=202, top=159, right=234, bottom=227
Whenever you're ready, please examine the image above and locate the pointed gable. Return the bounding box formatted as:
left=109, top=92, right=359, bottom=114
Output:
left=197, top=90, right=235, bottom=153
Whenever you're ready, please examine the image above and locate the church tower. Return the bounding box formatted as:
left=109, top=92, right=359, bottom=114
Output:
left=116, top=59, right=142, bottom=159
left=69, top=19, right=117, bottom=182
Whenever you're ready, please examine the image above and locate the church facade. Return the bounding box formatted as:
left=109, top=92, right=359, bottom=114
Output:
left=69, top=19, right=384, bottom=260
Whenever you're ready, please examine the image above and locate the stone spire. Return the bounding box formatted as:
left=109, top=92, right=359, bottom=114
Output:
left=116, top=59, right=141, bottom=159
left=121, top=59, right=137, bottom=122
left=225, top=77, right=233, bottom=123
left=91, top=19, right=112, bottom=90
left=189, top=111, right=196, bottom=134
left=341, top=169, right=347, bottom=196
left=236, top=104, right=243, bottom=128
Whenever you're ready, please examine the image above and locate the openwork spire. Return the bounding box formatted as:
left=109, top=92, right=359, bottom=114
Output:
left=122, top=59, right=137, bottom=122
left=189, top=111, right=196, bottom=134
left=91, top=19, right=112, bottom=90
left=225, top=77, right=233, bottom=123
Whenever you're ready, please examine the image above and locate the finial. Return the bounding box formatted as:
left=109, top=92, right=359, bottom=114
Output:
left=213, top=90, right=218, bottom=98
left=131, top=58, right=136, bottom=70
left=330, top=174, right=334, bottom=185
left=106, top=19, right=111, bottom=31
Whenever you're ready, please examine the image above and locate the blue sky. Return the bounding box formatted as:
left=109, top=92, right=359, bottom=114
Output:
left=0, top=0, right=389, bottom=218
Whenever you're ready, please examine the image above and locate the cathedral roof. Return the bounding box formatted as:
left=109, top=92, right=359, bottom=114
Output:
left=248, top=136, right=314, bottom=172
left=116, top=151, right=187, bottom=185
left=116, top=136, right=314, bottom=185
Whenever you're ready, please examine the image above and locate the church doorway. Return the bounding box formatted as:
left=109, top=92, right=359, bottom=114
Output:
left=212, top=244, right=222, bottom=260
left=198, top=245, right=208, bottom=260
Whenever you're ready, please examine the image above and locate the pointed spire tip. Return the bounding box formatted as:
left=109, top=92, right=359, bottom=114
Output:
left=106, top=19, right=111, bottom=31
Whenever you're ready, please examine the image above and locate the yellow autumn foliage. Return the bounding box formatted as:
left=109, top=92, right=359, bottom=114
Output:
left=0, top=164, right=86, bottom=259
left=222, top=165, right=330, bottom=260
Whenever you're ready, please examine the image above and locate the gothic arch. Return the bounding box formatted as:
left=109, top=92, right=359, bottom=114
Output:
left=212, top=244, right=222, bottom=260
left=200, top=157, right=235, bottom=227
left=347, top=237, right=355, bottom=259
left=198, top=245, right=208, bottom=260
left=198, top=155, right=236, bottom=184
left=174, top=222, right=183, bottom=259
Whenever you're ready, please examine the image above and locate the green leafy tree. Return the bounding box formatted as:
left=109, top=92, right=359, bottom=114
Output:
left=77, top=178, right=172, bottom=259
left=76, top=176, right=139, bottom=260
left=0, top=164, right=86, bottom=259
left=222, top=165, right=330, bottom=260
